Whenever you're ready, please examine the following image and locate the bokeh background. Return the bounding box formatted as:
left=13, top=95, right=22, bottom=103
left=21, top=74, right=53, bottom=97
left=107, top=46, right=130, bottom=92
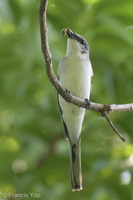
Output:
left=0, top=0, right=133, bottom=199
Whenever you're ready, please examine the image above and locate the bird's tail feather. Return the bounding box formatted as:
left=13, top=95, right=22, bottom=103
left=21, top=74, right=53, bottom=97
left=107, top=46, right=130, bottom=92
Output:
left=69, top=138, right=82, bottom=191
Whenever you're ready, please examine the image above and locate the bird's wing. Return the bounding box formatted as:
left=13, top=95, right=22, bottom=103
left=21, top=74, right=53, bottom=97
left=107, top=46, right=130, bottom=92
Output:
left=57, top=94, right=69, bottom=140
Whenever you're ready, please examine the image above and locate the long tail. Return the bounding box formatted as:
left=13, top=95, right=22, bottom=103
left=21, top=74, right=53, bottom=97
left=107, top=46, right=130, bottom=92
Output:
left=69, top=138, right=82, bottom=191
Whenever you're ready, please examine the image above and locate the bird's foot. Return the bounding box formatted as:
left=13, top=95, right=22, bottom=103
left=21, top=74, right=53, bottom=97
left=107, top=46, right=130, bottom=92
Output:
left=65, top=88, right=70, bottom=95
left=85, top=98, right=91, bottom=110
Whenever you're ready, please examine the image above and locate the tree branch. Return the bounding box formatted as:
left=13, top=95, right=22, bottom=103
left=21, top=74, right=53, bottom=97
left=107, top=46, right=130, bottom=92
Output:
left=101, top=111, right=126, bottom=142
left=39, top=0, right=133, bottom=142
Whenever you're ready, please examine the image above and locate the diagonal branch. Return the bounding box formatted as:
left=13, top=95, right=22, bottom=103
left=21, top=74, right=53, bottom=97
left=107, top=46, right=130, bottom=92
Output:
left=101, top=111, right=126, bottom=142
left=39, top=0, right=88, bottom=109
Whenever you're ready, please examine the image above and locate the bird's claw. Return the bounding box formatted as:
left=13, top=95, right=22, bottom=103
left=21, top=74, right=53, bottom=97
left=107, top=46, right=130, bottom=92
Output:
left=85, top=98, right=91, bottom=109
left=65, top=88, right=70, bottom=94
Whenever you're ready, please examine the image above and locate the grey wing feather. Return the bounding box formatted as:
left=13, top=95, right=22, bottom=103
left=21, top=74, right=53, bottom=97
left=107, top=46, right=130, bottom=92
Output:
left=57, top=94, right=69, bottom=140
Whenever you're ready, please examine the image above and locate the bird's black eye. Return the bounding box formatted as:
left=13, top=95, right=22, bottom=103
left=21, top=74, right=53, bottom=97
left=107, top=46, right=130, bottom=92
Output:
left=81, top=39, right=85, bottom=45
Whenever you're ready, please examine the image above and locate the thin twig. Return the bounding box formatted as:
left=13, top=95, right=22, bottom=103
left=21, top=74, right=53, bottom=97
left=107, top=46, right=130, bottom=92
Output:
left=101, top=111, right=126, bottom=142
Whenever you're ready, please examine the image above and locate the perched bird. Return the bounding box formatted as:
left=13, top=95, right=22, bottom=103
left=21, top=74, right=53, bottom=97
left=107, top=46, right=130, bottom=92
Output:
left=58, top=28, right=93, bottom=191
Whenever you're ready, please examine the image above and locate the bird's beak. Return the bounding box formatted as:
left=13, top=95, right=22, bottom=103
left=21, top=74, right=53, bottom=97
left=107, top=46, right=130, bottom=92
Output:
left=61, top=28, right=80, bottom=42
left=66, top=29, right=75, bottom=39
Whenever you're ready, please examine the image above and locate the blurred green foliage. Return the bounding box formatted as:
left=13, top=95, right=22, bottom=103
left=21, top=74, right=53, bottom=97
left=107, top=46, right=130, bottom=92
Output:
left=0, top=0, right=133, bottom=199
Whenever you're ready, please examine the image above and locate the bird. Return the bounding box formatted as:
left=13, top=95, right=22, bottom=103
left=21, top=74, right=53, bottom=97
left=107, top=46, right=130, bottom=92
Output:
left=58, top=28, right=93, bottom=191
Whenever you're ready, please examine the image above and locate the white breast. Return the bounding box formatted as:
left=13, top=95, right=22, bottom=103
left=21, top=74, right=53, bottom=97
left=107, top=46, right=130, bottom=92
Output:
left=58, top=55, right=92, bottom=99
left=58, top=39, right=93, bottom=143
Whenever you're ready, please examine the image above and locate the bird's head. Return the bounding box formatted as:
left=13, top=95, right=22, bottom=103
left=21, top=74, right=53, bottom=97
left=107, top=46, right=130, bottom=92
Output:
left=61, top=28, right=89, bottom=56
